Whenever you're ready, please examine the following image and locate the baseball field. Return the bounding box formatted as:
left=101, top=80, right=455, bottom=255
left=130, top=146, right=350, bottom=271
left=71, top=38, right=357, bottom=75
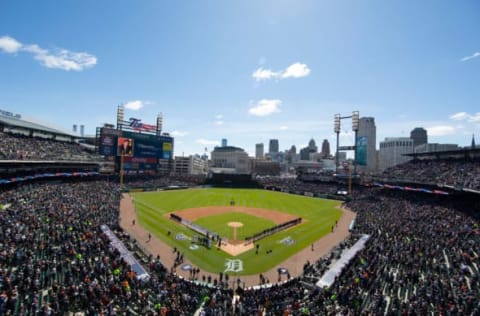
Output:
left=132, top=188, right=342, bottom=275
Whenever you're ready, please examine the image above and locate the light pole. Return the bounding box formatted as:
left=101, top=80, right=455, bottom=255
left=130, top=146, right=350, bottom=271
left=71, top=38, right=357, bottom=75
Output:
left=334, top=114, right=341, bottom=174
left=333, top=111, right=359, bottom=177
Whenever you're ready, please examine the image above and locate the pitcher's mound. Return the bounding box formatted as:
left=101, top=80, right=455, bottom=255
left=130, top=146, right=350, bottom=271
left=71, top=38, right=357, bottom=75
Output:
left=228, top=222, right=244, bottom=228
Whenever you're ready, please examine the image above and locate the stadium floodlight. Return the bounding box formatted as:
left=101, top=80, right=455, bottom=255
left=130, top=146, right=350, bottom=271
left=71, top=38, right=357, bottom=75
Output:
left=352, top=111, right=359, bottom=131
left=117, top=104, right=125, bottom=130
left=156, top=113, right=163, bottom=136
left=334, top=114, right=341, bottom=133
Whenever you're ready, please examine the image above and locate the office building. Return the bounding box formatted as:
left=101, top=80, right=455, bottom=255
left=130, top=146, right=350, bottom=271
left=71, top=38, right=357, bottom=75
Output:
left=174, top=155, right=208, bottom=175
left=299, top=138, right=317, bottom=160
left=410, top=127, right=428, bottom=148
left=269, top=139, right=279, bottom=154
left=211, top=146, right=250, bottom=173
left=379, top=137, right=413, bottom=171
left=321, top=139, right=330, bottom=158
left=221, top=138, right=228, bottom=147
left=255, top=143, right=264, bottom=159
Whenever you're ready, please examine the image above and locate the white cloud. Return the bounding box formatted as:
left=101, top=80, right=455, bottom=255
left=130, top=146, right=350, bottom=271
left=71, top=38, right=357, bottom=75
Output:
left=215, top=120, right=224, bottom=126
left=471, top=114, right=480, bottom=122
left=252, top=62, right=310, bottom=81
left=280, top=125, right=288, bottom=130
left=124, top=100, right=144, bottom=110
left=196, top=138, right=219, bottom=146
left=0, top=36, right=22, bottom=53
left=248, top=99, right=282, bottom=117
left=450, top=112, right=469, bottom=121
left=26, top=45, right=96, bottom=71
left=0, top=35, right=96, bottom=71
left=449, top=111, right=480, bottom=122
left=215, top=114, right=223, bottom=120
left=427, top=125, right=456, bottom=136
left=281, top=62, right=311, bottom=78
left=461, top=52, right=480, bottom=62
left=252, top=68, right=280, bottom=81
left=171, top=130, right=189, bottom=137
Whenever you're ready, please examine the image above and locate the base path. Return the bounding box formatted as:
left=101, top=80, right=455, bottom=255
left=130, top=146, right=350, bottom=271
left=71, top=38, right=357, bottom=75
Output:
left=119, top=193, right=356, bottom=288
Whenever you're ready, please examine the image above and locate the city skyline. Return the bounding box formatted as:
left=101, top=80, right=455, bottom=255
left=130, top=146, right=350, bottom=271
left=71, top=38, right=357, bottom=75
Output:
left=0, top=1, right=479, bottom=157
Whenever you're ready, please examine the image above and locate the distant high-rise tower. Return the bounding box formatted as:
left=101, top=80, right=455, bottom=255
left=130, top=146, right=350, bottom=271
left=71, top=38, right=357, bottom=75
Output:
left=321, top=139, right=330, bottom=157
left=308, top=138, right=318, bottom=153
left=300, top=139, right=318, bottom=161
left=80, top=125, right=85, bottom=137
left=255, top=143, right=264, bottom=159
left=73, top=124, right=77, bottom=133
left=290, top=145, right=297, bottom=154
left=221, top=138, right=227, bottom=147
left=472, top=134, right=476, bottom=149
left=269, top=139, right=279, bottom=154
left=410, top=127, right=428, bottom=148
left=357, top=117, right=377, bottom=172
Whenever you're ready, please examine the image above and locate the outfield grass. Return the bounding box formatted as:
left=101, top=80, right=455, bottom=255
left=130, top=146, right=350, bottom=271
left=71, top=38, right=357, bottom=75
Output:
left=133, top=188, right=342, bottom=275
left=194, top=212, right=275, bottom=241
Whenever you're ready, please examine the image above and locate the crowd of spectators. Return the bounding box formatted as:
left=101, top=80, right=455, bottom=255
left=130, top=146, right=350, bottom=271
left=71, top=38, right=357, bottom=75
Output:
left=0, top=173, right=479, bottom=314
left=0, top=132, right=99, bottom=161
left=257, top=177, right=340, bottom=196
left=230, top=187, right=480, bottom=315
left=328, top=188, right=480, bottom=314
left=122, top=174, right=206, bottom=189
left=0, top=180, right=233, bottom=315
left=378, top=158, right=480, bottom=191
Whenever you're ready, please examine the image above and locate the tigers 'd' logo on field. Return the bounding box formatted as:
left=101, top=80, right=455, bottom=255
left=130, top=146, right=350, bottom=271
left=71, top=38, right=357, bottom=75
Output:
left=224, top=259, right=243, bottom=273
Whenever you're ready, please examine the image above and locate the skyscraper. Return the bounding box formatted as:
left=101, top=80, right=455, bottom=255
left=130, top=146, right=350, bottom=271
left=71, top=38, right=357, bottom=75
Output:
left=289, top=145, right=297, bottom=154
left=321, top=139, right=330, bottom=158
left=379, top=137, right=413, bottom=171
left=221, top=138, right=228, bottom=147
left=255, top=143, right=264, bottom=159
left=357, top=117, right=377, bottom=172
left=410, top=127, right=428, bottom=148
left=300, top=139, right=318, bottom=160
left=269, top=139, right=279, bottom=154
left=308, top=138, right=318, bottom=153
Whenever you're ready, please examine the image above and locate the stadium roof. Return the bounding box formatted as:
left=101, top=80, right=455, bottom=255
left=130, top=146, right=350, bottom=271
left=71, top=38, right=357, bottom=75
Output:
left=0, top=115, right=79, bottom=138
left=404, top=147, right=480, bottom=159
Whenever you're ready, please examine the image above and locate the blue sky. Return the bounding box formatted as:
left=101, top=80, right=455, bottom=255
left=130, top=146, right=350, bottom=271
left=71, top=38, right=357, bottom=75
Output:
left=0, top=0, right=479, bottom=156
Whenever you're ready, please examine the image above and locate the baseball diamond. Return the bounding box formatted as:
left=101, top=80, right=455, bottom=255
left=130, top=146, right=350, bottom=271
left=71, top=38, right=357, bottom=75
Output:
left=121, top=187, right=353, bottom=285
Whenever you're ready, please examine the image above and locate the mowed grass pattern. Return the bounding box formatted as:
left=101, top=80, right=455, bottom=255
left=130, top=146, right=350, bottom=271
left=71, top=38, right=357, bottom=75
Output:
left=133, top=188, right=342, bottom=275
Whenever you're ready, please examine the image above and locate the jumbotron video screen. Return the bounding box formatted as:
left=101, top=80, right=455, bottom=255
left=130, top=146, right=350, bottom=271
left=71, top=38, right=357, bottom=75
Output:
left=98, top=127, right=173, bottom=170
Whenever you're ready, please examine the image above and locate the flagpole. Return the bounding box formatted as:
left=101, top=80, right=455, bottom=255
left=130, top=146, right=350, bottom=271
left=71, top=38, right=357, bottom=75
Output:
left=120, top=154, right=124, bottom=190
left=348, top=161, right=353, bottom=196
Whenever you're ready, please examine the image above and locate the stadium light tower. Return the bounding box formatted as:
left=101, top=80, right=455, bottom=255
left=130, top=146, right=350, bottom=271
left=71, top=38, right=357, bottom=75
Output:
left=352, top=111, right=360, bottom=175
left=156, top=112, right=163, bottom=136
left=333, top=111, right=360, bottom=176
left=117, top=104, right=125, bottom=131
left=334, top=114, right=341, bottom=174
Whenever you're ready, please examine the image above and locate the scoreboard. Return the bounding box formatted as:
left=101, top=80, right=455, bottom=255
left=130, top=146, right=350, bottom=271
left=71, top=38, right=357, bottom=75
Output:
left=98, top=127, right=173, bottom=170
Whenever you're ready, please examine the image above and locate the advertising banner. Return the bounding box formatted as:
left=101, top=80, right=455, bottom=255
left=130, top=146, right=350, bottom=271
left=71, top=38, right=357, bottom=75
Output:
left=356, top=136, right=367, bottom=166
